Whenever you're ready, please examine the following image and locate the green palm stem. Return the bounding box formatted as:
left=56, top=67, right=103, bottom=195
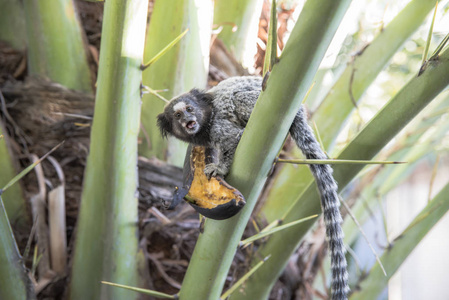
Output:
left=140, top=0, right=211, bottom=165
left=213, top=0, right=263, bottom=64
left=178, top=1, right=352, bottom=299
left=68, top=0, right=148, bottom=299
left=0, top=123, right=28, bottom=229
left=0, top=0, right=26, bottom=50
left=0, top=195, right=34, bottom=300
left=260, top=0, right=439, bottom=222
left=233, top=45, right=449, bottom=299
left=23, top=0, right=93, bottom=93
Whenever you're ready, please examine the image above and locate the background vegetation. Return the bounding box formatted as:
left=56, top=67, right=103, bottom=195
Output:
left=0, top=0, right=448, bottom=299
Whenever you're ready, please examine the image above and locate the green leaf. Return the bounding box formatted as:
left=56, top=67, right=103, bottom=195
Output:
left=239, top=215, right=318, bottom=247
left=277, top=158, right=405, bottom=165
left=421, top=1, right=438, bottom=65
left=220, top=256, right=270, bottom=300
left=1, top=141, right=63, bottom=192
left=263, top=0, right=277, bottom=76
left=141, top=29, right=189, bottom=70
left=101, top=281, right=176, bottom=299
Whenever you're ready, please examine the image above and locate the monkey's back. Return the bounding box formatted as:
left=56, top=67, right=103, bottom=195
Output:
left=207, top=76, right=263, bottom=129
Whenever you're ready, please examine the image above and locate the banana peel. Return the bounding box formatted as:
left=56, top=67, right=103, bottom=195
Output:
left=168, top=145, right=246, bottom=220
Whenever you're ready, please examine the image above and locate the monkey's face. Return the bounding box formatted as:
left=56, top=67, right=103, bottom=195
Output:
left=171, top=100, right=201, bottom=136
left=157, top=90, right=213, bottom=144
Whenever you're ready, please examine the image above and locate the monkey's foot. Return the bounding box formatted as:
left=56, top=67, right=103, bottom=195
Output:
left=204, top=163, right=228, bottom=179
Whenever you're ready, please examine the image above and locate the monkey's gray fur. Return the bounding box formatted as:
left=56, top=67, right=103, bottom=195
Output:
left=157, top=76, right=349, bottom=300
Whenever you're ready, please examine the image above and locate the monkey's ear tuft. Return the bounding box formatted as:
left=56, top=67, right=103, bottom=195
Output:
left=157, top=112, right=171, bottom=138
left=190, top=88, right=213, bottom=104
left=189, top=88, right=203, bottom=97
left=200, top=92, right=214, bottom=103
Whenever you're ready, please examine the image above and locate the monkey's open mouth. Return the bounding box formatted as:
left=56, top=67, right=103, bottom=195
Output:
left=186, top=121, right=196, bottom=129
left=185, top=120, right=198, bottom=134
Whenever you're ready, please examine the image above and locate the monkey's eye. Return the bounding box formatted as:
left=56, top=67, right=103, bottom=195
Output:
left=175, top=112, right=182, bottom=119
left=186, top=106, right=193, bottom=112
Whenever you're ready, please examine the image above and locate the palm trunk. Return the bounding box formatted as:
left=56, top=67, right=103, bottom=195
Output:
left=179, top=1, right=351, bottom=299
left=140, top=0, right=211, bottom=165
left=23, top=0, right=93, bottom=93
left=0, top=0, right=26, bottom=50
left=68, top=1, right=148, bottom=298
left=0, top=195, right=35, bottom=300
left=213, top=0, right=263, bottom=65
left=0, top=122, right=28, bottom=229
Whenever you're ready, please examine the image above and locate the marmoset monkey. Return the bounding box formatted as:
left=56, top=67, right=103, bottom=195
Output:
left=157, top=76, right=349, bottom=300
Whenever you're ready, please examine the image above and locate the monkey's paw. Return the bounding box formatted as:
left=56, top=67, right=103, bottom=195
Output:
left=204, top=163, right=228, bottom=179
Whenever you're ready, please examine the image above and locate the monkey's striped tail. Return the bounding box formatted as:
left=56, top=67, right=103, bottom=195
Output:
left=289, top=106, right=349, bottom=300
